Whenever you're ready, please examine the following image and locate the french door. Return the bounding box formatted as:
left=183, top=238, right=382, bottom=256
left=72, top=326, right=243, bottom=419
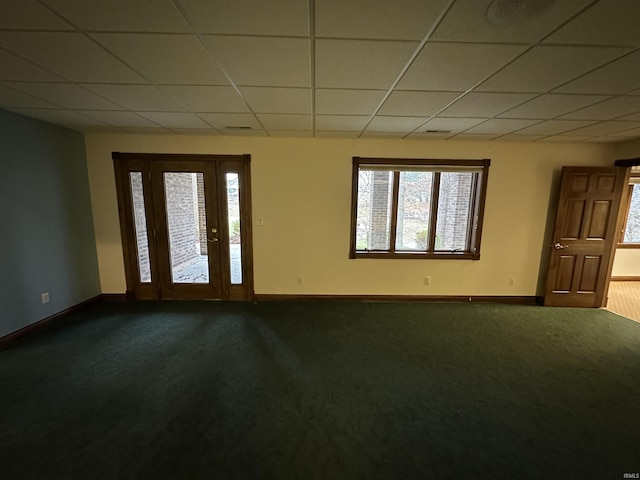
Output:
left=113, top=153, right=253, bottom=301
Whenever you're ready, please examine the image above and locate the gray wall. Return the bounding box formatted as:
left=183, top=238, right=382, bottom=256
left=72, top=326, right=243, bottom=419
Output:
left=0, top=109, right=100, bottom=338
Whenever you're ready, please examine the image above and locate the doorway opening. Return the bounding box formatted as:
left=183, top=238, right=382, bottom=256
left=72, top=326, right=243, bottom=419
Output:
left=606, top=167, right=640, bottom=322
left=113, top=153, right=254, bottom=301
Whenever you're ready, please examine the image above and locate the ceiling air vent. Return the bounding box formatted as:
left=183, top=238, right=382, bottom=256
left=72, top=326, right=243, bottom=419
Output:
left=486, top=0, right=554, bottom=26
left=425, top=129, right=451, bottom=134
left=224, top=126, right=252, bottom=130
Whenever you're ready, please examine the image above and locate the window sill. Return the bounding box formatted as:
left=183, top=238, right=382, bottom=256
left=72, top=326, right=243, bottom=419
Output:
left=616, top=243, right=640, bottom=249
left=350, top=251, right=480, bottom=260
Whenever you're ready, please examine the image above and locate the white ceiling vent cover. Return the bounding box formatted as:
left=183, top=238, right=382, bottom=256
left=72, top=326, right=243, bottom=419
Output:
left=486, top=0, right=554, bottom=25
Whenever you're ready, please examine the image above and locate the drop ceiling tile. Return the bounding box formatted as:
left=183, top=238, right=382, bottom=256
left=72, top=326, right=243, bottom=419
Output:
left=124, top=127, right=172, bottom=135
left=542, top=135, right=595, bottom=143
left=221, top=128, right=267, bottom=137
left=315, top=115, right=370, bottom=131
left=464, top=119, right=540, bottom=135
left=0, top=33, right=145, bottom=83
left=66, top=125, right=124, bottom=133
left=268, top=130, right=313, bottom=137
left=499, top=94, right=611, bottom=119
left=136, top=112, right=210, bottom=129
left=81, top=84, right=187, bottom=111
left=81, top=111, right=158, bottom=128
left=197, top=113, right=262, bottom=130
left=170, top=128, right=220, bottom=135
left=5, top=82, right=123, bottom=110
left=566, top=121, right=640, bottom=136
left=609, top=127, right=640, bottom=137
left=8, top=108, right=107, bottom=126
left=316, top=39, right=418, bottom=89
left=0, top=50, right=64, bottom=82
left=42, top=0, right=190, bottom=32
left=420, top=117, right=487, bottom=133
left=629, top=89, right=640, bottom=96
left=378, top=91, right=461, bottom=117
left=0, top=0, right=73, bottom=30
left=0, top=85, right=58, bottom=108
left=398, top=43, right=525, bottom=91
left=432, top=0, right=593, bottom=43
left=362, top=132, right=409, bottom=138
left=239, top=87, right=311, bottom=114
left=554, top=51, right=640, bottom=95
left=93, top=34, right=229, bottom=85
left=618, top=112, right=640, bottom=122
left=160, top=86, right=248, bottom=112
left=587, top=136, right=630, bottom=143
left=316, top=0, right=450, bottom=40
left=544, top=0, right=640, bottom=47
left=440, top=93, right=536, bottom=118
left=315, top=89, right=386, bottom=115
left=179, top=0, right=309, bottom=36
left=451, top=134, right=500, bottom=141
left=0, top=32, right=145, bottom=83
left=256, top=114, right=311, bottom=130
left=560, top=96, right=640, bottom=120
left=406, top=132, right=454, bottom=140
left=496, top=135, right=547, bottom=142
left=366, top=116, right=427, bottom=132
left=477, top=46, right=627, bottom=93
left=315, top=131, right=361, bottom=138
left=204, top=36, right=310, bottom=87
left=515, top=120, right=596, bottom=135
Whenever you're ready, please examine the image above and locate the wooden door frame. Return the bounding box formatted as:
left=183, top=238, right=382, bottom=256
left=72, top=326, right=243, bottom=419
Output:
left=113, top=152, right=255, bottom=301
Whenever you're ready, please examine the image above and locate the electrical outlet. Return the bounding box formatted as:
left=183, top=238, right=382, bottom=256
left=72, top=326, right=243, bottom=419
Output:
left=509, top=277, right=516, bottom=287
left=424, top=276, right=432, bottom=286
left=297, top=275, right=304, bottom=285
left=257, top=218, right=265, bottom=226
left=41, top=292, right=50, bottom=304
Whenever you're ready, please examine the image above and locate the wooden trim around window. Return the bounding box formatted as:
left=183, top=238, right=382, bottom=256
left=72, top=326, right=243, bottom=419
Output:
left=350, top=157, right=490, bottom=260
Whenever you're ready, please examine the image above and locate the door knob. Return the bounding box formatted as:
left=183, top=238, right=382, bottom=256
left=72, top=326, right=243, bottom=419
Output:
left=208, top=237, right=218, bottom=243
left=554, top=242, right=569, bottom=250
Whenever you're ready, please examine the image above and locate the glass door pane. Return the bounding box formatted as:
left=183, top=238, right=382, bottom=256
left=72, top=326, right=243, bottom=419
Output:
left=226, top=173, right=242, bottom=284
left=163, top=172, right=210, bottom=284
left=129, top=172, right=152, bottom=283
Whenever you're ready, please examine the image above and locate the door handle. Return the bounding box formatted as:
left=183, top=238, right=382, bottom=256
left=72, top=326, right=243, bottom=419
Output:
left=553, top=242, right=569, bottom=250
left=208, top=237, right=218, bottom=243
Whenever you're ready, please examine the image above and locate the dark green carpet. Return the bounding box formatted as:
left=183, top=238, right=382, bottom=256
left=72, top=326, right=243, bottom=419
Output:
left=1, top=301, right=639, bottom=479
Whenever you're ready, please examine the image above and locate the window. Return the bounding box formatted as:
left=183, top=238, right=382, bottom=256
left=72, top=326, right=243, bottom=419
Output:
left=619, top=177, right=640, bottom=246
left=349, top=157, right=490, bottom=260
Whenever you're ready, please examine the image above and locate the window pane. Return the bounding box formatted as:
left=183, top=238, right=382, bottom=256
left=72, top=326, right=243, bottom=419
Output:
left=226, top=173, right=242, bottom=284
left=624, top=184, right=640, bottom=242
left=356, top=170, right=393, bottom=250
left=435, top=172, right=473, bottom=251
left=395, top=171, right=433, bottom=251
left=164, top=172, right=209, bottom=284
left=129, top=172, right=151, bottom=283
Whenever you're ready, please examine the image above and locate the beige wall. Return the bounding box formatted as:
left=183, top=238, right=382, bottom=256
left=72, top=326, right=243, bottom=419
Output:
left=612, top=249, right=640, bottom=277
left=615, top=138, right=640, bottom=159
left=85, top=134, right=614, bottom=296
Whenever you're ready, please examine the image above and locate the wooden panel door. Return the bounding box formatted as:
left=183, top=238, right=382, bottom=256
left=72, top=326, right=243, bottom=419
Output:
left=544, top=167, right=629, bottom=307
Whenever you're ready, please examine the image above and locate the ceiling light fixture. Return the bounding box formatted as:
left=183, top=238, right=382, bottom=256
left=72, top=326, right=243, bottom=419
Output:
left=486, top=0, right=554, bottom=26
